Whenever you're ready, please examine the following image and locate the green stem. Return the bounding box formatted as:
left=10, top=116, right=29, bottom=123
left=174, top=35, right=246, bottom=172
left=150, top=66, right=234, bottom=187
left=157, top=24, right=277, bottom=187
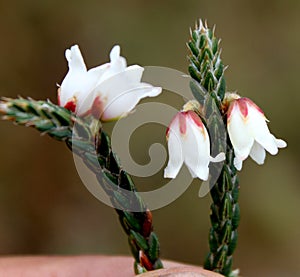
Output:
left=204, top=143, right=240, bottom=276
left=188, top=21, right=240, bottom=276
left=0, top=97, right=163, bottom=274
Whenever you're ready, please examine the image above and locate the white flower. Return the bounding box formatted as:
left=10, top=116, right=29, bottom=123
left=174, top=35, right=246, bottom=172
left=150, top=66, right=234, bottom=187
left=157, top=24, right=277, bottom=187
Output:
left=58, top=45, right=162, bottom=120
left=0, top=102, right=8, bottom=113
left=226, top=94, right=287, bottom=170
left=164, top=110, right=225, bottom=181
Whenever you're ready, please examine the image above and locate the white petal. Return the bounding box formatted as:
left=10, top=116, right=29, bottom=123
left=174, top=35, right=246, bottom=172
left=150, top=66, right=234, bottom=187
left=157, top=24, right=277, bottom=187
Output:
left=65, top=45, right=87, bottom=72
left=249, top=141, right=266, bottom=165
left=273, top=135, right=287, bottom=148
left=98, top=64, right=144, bottom=86
left=92, top=66, right=162, bottom=121
left=234, top=157, right=243, bottom=171
left=87, top=63, right=110, bottom=81
left=60, top=75, right=86, bottom=109
left=247, top=105, right=278, bottom=155
left=228, top=104, right=254, bottom=160
left=210, top=152, right=226, bottom=163
left=60, top=45, right=91, bottom=111
left=100, top=85, right=161, bottom=121
left=99, top=45, right=127, bottom=82
left=164, top=118, right=184, bottom=178
left=183, top=116, right=211, bottom=180
left=75, top=64, right=111, bottom=115
left=96, top=66, right=144, bottom=99
left=110, top=45, right=121, bottom=61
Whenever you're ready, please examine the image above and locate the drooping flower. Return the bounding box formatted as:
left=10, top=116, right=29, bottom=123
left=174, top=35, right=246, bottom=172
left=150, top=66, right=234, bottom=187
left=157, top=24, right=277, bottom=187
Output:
left=226, top=93, right=287, bottom=170
left=164, top=107, right=225, bottom=181
left=58, top=45, right=162, bottom=120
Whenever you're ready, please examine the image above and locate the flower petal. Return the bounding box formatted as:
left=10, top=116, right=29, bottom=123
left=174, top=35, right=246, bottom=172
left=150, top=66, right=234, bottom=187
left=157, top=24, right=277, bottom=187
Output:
left=164, top=117, right=184, bottom=178
left=234, top=156, right=243, bottom=171
left=183, top=115, right=211, bottom=180
left=98, top=45, right=127, bottom=82
left=60, top=45, right=107, bottom=115
left=92, top=66, right=162, bottom=121
left=227, top=103, right=254, bottom=160
left=110, top=45, right=126, bottom=68
left=65, top=45, right=87, bottom=72
left=273, top=135, right=287, bottom=149
left=100, top=85, right=161, bottom=121
left=249, top=141, right=266, bottom=165
left=247, top=105, right=279, bottom=155
left=210, top=152, right=226, bottom=163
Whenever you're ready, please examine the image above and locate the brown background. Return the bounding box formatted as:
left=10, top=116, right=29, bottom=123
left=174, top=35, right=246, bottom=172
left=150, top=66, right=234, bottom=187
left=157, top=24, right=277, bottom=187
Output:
left=0, top=1, right=299, bottom=276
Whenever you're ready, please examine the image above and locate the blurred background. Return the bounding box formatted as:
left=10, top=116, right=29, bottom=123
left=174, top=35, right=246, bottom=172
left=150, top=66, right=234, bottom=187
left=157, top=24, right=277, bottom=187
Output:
left=0, top=0, right=299, bottom=276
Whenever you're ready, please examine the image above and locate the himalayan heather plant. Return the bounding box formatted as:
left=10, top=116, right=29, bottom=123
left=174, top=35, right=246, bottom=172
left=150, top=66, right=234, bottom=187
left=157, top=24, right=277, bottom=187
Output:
left=0, top=19, right=286, bottom=277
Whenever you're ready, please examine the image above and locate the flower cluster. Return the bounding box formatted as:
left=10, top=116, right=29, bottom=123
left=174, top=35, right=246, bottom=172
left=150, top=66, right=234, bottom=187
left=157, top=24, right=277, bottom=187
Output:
left=164, top=94, right=287, bottom=180
left=57, top=44, right=287, bottom=178
left=58, top=45, right=162, bottom=121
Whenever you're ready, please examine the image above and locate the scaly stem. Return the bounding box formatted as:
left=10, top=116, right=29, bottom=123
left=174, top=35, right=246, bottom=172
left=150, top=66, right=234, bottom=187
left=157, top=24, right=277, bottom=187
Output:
left=0, top=97, right=163, bottom=274
left=188, top=21, right=240, bottom=276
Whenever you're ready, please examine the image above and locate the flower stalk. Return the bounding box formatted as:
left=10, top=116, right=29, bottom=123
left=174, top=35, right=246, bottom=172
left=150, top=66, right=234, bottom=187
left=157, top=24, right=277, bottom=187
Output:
left=0, top=97, right=163, bottom=274
left=188, top=20, right=240, bottom=276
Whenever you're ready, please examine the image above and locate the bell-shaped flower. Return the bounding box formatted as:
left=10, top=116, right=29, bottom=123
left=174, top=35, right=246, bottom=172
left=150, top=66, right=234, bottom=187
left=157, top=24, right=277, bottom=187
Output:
left=58, top=45, right=162, bottom=120
left=164, top=110, right=225, bottom=181
left=226, top=94, right=287, bottom=170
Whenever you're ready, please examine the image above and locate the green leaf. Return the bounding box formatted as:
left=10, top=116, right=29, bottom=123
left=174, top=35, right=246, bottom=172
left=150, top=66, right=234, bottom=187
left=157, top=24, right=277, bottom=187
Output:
left=108, top=152, right=120, bottom=174
left=213, top=245, right=228, bottom=269
left=203, top=71, right=215, bottom=92
left=103, top=170, right=118, bottom=185
left=192, top=30, right=198, bottom=42
left=199, top=48, right=213, bottom=64
left=232, top=179, right=239, bottom=202
left=199, top=34, right=206, bottom=49
left=219, top=220, right=232, bottom=245
left=223, top=257, right=233, bottom=276
left=221, top=192, right=233, bottom=220
left=188, top=41, right=199, bottom=57
left=124, top=211, right=142, bottom=232
left=134, top=262, right=147, bottom=274
left=232, top=204, right=240, bottom=229
left=204, top=253, right=213, bottom=270
left=208, top=29, right=213, bottom=40
left=153, top=259, right=164, bottom=269
left=212, top=38, right=218, bottom=55
left=188, top=65, right=201, bottom=82
left=148, top=232, right=160, bottom=262
left=189, top=80, right=206, bottom=105
left=35, top=120, right=54, bottom=131
left=228, top=230, right=238, bottom=256
left=210, top=204, right=219, bottom=229
left=217, top=77, right=226, bottom=100
left=98, top=131, right=110, bottom=157
left=215, top=62, right=224, bottom=80
left=119, top=170, right=135, bottom=191
left=128, top=238, right=139, bottom=261
left=130, top=230, right=149, bottom=251
left=49, top=129, right=71, bottom=140
left=209, top=229, right=219, bottom=253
